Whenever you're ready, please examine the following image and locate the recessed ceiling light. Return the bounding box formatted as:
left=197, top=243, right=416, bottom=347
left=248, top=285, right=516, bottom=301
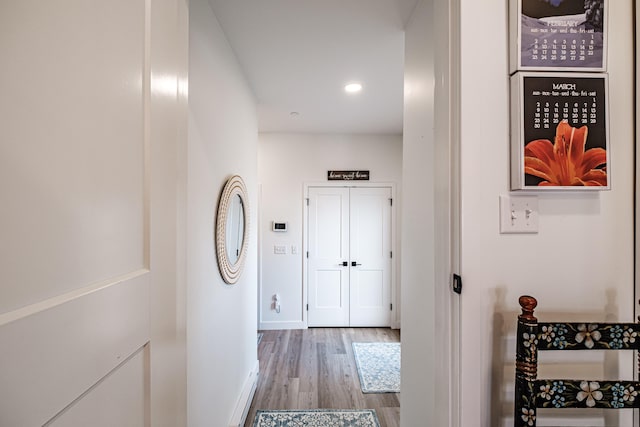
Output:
left=344, top=82, right=363, bottom=93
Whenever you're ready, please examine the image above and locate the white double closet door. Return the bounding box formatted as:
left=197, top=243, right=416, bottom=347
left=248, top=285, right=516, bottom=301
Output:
left=307, top=186, right=392, bottom=327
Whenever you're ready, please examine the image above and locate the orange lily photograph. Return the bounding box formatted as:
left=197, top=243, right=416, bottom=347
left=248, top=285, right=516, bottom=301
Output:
left=512, top=73, right=609, bottom=190
left=524, top=120, right=607, bottom=187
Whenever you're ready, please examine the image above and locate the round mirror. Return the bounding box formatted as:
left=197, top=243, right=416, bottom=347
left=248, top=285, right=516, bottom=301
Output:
left=225, top=194, right=245, bottom=264
left=215, top=175, right=249, bottom=284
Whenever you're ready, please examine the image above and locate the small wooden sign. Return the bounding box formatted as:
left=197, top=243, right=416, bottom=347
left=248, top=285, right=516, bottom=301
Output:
left=327, top=170, right=370, bottom=181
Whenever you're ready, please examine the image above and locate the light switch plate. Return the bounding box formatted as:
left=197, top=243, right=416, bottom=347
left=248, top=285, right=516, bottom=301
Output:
left=500, top=195, right=539, bottom=234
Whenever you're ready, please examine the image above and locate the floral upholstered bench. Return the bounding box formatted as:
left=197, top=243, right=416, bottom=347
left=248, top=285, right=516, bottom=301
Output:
left=514, top=295, right=640, bottom=427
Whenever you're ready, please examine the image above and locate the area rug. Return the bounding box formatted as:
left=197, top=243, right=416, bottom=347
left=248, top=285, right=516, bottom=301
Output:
left=352, top=342, right=400, bottom=393
left=252, top=409, right=380, bottom=427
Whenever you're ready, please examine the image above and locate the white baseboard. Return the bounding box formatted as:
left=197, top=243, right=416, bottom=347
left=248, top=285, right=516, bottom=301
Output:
left=259, top=320, right=400, bottom=330
left=259, top=320, right=306, bottom=330
left=228, top=360, right=259, bottom=427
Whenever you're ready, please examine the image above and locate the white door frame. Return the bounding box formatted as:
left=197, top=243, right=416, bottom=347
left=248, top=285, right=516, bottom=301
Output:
left=634, top=6, right=639, bottom=427
left=303, top=182, right=398, bottom=329
left=438, top=0, right=461, bottom=425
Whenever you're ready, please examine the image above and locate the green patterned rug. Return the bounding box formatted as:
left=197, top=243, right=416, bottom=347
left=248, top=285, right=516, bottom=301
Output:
left=352, top=342, right=400, bottom=393
left=253, top=409, right=380, bottom=427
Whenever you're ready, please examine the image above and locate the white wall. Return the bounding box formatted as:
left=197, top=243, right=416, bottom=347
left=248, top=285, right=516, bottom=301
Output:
left=188, top=0, right=259, bottom=425
left=258, top=133, right=402, bottom=329
left=402, top=0, right=461, bottom=426
left=148, top=0, right=189, bottom=425
left=459, top=1, right=635, bottom=426
left=401, top=1, right=438, bottom=425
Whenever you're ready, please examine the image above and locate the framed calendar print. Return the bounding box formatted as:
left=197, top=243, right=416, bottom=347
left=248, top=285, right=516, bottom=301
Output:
left=510, top=72, right=609, bottom=190
left=510, top=0, right=607, bottom=72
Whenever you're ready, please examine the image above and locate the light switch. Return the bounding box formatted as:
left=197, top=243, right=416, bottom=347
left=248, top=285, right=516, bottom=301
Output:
left=274, top=245, right=287, bottom=254
left=500, top=195, right=539, bottom=234
left=291, top=245, right=298, bottom=254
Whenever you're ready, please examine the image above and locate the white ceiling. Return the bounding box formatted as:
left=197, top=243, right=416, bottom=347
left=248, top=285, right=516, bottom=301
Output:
left=207, top=0, right=418, bottom=134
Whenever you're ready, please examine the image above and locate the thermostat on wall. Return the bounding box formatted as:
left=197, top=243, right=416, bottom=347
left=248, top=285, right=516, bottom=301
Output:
left=272, top=222, right=288, bottom=232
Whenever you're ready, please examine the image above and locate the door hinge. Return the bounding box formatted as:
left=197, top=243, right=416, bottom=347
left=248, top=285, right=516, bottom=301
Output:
left=390, top=303, right=393, bottom=311
left=306, top=304, right=309, bottom=311
left=306, top=251, right=309, bottom=258
left=390, top=251, right=392, bottom=258
left=452, top=274, right=463, bottom=294
left=306, top=198, right=309, bottom=206
left=389, top=198, right=393, bottom=206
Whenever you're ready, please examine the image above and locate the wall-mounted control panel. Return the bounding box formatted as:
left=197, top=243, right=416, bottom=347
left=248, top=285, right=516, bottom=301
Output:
left=272, top=221, right=288, bottom=232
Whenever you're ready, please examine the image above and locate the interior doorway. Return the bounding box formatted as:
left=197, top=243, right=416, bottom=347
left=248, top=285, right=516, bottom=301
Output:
left=305, top=185, right=395, bottom=328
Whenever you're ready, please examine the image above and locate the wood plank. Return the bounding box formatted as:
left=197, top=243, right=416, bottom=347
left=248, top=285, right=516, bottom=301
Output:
left=245, top=328, right=400, bottom=427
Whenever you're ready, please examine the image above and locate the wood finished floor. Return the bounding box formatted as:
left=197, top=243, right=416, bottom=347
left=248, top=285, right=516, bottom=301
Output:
left=245, top=328, right=400, bottom=427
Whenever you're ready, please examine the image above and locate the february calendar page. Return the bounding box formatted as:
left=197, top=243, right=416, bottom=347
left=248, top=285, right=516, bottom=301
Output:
left=510, top=72, right=609, bottom=190
left=511, top=0, right=606, bottom=72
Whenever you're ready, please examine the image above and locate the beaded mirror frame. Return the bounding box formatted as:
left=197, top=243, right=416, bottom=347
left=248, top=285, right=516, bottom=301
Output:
left=215, top=175, right=249, bottom=284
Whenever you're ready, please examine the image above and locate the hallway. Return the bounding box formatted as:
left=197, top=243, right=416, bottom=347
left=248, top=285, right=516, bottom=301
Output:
left=245, top=328, right=400, bottom=427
